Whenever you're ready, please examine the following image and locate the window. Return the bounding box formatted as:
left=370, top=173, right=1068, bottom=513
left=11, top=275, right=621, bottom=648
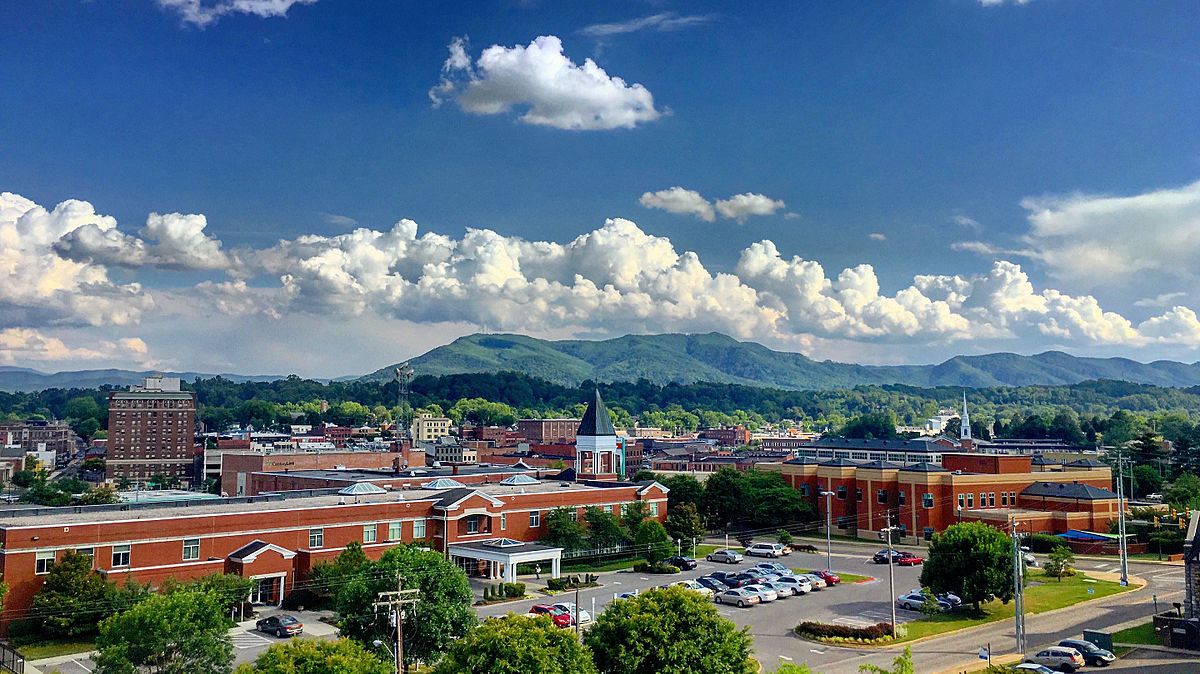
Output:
left=309, top=528, right=324, bottom=548
left=799, top=484, right=810, bottom=497
left=529, top=511, right=541, bottom=528
left=389, top=521, right=402, bottom=541
left=923, top=527, right=935, bottom=541
left=855, top=488, right=863, bottom=502
left=182, top=538, right=200, bottom=561
left=1001, top=493, right=1008, bottom=506
left=466, top=517, right=481, bottom=534
left=979, top=492, right=986, bottom=508
left=112, top=544, right=130, bottom=568
left=957, top=493, right=965, bottom=509
left=898, top=491, right=906, bottom=506
left=966, top=494, right=974, bottom=508
left=76, top=547, right=94, bottom=568
left=921, top=493, right=933, bottom=509
left=989, top=493, right=996, bottom=507
left=414, top=518, right=427, bottom=539
left=836, top=486, right=847, bottom=500
left=363, top=525, right=377, bottom=544
left=650, top=502, right=659, bottom=517
left=877, top=489, right=888, bottom=504
left=500, top=513, right=507, bottom=531
left=35, top=550, right=55, bottom=575
left=1010, top=491, right=1016, bottom=504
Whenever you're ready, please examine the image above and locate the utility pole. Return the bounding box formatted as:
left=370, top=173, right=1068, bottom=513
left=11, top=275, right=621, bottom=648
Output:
left=1116, top=450, right=1130, bottom=586
left=820, top=490, right=834, bottom=571
left=374, top=574, right=420, bottom=674
left=881, top=517, right=899, bottom=639
left=1009, top=517, right=1026, bottom=656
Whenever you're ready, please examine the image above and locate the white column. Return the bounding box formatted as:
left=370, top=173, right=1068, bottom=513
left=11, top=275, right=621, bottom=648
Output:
left=506, top=561, right=517, bottom=583
left=551, top=555, right=561, bottom=579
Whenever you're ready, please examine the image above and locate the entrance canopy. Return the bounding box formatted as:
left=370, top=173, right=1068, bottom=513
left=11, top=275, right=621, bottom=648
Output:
left=448, top=538, right=562, bottom=583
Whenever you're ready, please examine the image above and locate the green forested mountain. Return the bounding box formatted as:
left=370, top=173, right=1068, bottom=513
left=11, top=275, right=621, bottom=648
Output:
left=362, top=332, right=1200, bottom=390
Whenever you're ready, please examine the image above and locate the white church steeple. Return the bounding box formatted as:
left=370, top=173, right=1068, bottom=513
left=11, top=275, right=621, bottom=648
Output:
left=960, top=391, right=972, bottom=441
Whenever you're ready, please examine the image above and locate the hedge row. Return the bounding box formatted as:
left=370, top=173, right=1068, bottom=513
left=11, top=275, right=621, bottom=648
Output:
left=632, top=562, right=680, bottom=574
left=795, top=621, right=893, bottom=641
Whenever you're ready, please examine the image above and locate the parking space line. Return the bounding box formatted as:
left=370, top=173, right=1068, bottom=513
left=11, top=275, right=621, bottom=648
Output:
left=72, top=659, right=93, bottom=672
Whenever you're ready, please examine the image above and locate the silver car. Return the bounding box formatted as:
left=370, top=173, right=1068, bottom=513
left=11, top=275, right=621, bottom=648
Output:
left=762, top=580, right=796, bottom=597
left=796, top=573, right=827, bottom=590
left=753, top=562, right=793, bottom=576
left=743, top=583, right=779, bottom=602
left=707, top=549, right=744, bottom=564
left=715, top=587, right=760, bottom=607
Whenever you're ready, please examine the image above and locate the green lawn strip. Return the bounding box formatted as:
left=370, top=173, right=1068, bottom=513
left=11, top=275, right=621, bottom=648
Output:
left=1111, top=621, right=1157, bottom=645
left=887, top=573, right=1134, bottom=644
left=562, top=544, right=727, bottom=573
left=790, top=567, right=875, bottom=584
left=18, top=639, right=96, bottom=660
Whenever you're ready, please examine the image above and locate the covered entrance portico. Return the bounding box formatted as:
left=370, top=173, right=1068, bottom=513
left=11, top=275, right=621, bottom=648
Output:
left=226, top=540, right=296, bottom=608
left=448, top=538, right=562, bottom=583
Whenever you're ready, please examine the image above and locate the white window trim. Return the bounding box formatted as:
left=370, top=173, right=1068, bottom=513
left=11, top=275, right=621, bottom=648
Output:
left=182, top=538, right=200, bottom=561
left=363, top=524, right=377, bottom=544
left=309, top=528, right=325, bottom=549
left=35, top=550, right=55, bottom=575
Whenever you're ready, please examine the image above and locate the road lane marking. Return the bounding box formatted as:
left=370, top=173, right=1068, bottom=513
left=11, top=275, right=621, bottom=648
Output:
left=72, top=660, right=93, bottom=673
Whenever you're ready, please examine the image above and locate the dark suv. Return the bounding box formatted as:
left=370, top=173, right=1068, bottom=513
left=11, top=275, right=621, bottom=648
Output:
left=664, top=555, right=698, bottom=570
left=707, top=571, right=746, bottom=588
left=872, top=549, right=904, bottom=564
left=1058, top=639, right=1116, bottom=667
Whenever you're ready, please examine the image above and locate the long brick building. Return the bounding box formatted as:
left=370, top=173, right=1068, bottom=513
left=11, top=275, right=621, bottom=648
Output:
left=0, top=477, right=669, bottom=627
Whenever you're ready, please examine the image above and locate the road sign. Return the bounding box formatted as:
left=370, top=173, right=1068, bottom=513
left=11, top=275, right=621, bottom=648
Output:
left=978, top=647, right=989, bottom=660
left=1087, top=587, right=1095, bottom=595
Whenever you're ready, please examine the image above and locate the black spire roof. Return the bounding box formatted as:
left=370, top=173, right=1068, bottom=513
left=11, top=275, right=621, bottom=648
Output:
left=577, top=389, right=615, bottom=437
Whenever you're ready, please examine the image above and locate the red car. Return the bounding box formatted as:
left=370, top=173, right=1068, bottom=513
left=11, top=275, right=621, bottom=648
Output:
left=812, top=570, right=841, bottom=585
left=896, top=554, right=924, bottom=566
left=527, top=604, right=572, bottom=628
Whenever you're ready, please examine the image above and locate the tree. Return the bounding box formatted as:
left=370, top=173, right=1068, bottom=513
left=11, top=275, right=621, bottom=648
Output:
left=840, top=412, right=900, bottom=440
left=1149, top=527, right=1185, bottom=559
left=78, top=484, right=121, bottom=505
left=773, top=665, right=814, bottom=674
left=621, top=501, right=650, bottom=533
left=94, top=590, right=234, bottom=674
left=334, top=545, right=475, bottom=668
left=310, top=541, right=370, bottom=597
left=1047, top=410, right=1085, bottom=445
left=30, top=551, right=119, bottom=636
left=585, top=586, right=754, bottom=674
left=433, top=615, right=598, bottom=674
left=163, top=574, right=256, bottom=613
left=10, top=470, right=37, bottom=488
left=76, top=417, right=101, bottom=440
left=665, top=503, right=706, bottom=544
left=21, top=481, right=70, bottom=506
left=660, top=474, right=704, bottom=511
left=859, top=646, right=914, bottom=674
left=1132, top=465, right=1164, bottom=498
left=629, top=469, right=657, bottom=483
left=919, top=522, right=1014, bottom=610
left=1044, top=545, right=1075, bottom=581
left=585, top=507, right=631, bottom=550
left=234, top=638, right=392, bottom=674
left=703, top=467, right=747, bottom=528
left=776, top=529, right=794, bottom=548
left=634, top=520, right=673, bottom=565
left=542, top=507, right=589, bottom=551
left=1165, top=472, right=1200, bottom=510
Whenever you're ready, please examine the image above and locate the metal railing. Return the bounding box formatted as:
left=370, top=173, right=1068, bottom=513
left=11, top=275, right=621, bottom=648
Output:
left=0, top=643, right=24, bottom=674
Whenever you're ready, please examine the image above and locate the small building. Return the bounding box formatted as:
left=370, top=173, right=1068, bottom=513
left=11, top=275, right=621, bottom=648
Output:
left=412, top=414, right=452, bottom=443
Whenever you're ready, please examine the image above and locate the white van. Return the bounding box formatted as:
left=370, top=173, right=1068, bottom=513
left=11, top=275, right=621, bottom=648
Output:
left=745, top=542, right=786, bottom=558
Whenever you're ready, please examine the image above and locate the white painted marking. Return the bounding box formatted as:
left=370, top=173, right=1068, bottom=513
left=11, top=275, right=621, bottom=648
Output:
left=72, top=660, right=93, bottom=673
left=779, top=655, right=794, bottom=661
left=810, top=649, right=825, bottom=654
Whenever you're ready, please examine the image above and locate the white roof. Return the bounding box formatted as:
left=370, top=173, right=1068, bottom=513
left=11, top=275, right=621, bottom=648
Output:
left=421, top=477, right=467, bottom=490
left=338, top=482, right=388, bottom=496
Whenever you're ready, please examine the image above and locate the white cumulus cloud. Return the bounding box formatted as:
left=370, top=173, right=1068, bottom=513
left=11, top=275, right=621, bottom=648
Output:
left=155, top=0, right=317, bottom=28
left=429, top=35, right=662, bottom=131
left=0, top=328, right=151, bottom=366
left=715, top=193, right=787, bottom=223
left=639, top=187, right=715, bottom=221
left=55, top=211, right=232, bottom=270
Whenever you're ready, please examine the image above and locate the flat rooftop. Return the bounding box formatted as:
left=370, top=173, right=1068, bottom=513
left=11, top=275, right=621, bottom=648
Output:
left=0, top=478, right=630, bottom=527
left=259, top=465, right=541, bottom=482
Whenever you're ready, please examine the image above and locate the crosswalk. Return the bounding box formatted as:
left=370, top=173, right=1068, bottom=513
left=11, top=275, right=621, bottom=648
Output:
left=831, top=609, right=902, bottom=629
left=231, top=631, right=272, bottom=650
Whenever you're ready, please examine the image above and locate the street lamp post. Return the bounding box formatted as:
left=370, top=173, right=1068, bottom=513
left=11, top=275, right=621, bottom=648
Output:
left=881, top=519, right=900, bottom=639
left=820, top=491, right=835, bottom=571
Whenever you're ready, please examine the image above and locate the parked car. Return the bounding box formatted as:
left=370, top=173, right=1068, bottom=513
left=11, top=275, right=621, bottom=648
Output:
left=615, top=592, right=638, bottom=600
left=715, top=588, right=761, bottom=607
left=696, top=576, right=730, bottom=593
left=1058, top=639, right=1116, bottom=667
left=670, top=579, right=714, bottom=598
left=912, top=588, right=961, bottom=607
left=811, top=569, right=841, bottom=585
left=707, top=549, right=744, bottom=564
left=1012, top=665, right=1057, bottom=674
left=872, top=549, right=904, bottom=564
left=795, top=573, right=827, bottom=590
left=664, top=555, right=698, bottom=570
left=774, top=575, right=813, bottom=594
left=552, top=602, right=591, bottom=625
left=734, top=571, right=769, bottom=586
left=896, top=592, right=951, bottom=612
left=746, top=542, right=787, bottom=558
left=256, top=615, right=303, bottom=638
left=1145, top=492, right=1163, bottom=502
left=762, top=580, right=796, bottom=597
left=753, top=562, right=793, bottom=576
left=1022, top=552, right=1040, bottom=567
left=707, top=571, right=746, bottom=588
left=527, top=604, right=572, bottom=628
left=896, top=553, right=924, bottom=566
left=742, top=584, right=779, bottom=603
left=1024, top=646, right=1085, bottom=672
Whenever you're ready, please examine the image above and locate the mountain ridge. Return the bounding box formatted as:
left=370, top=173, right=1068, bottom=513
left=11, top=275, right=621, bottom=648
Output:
left=361, top=332, right=1200, bottom=390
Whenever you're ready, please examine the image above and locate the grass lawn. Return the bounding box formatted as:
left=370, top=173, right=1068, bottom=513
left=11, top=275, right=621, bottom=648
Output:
left=1112, top=621, right=1158, bottom=645
left=791, top=566, right=875, bottom=584
left=884, top=573, right=1135, bottom=644
left=562, top=545, right=729, bottom=573
left=17, top=639, right=96, bottom=660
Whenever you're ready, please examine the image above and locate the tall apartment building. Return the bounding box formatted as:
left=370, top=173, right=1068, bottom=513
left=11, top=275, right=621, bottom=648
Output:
left=107, top=377, right=196, bottom=484
left=516, top=418, right=581, bottom=444
left=412, top=414, right=452, bottom=443
left=0, top=420, right=73, bottom=463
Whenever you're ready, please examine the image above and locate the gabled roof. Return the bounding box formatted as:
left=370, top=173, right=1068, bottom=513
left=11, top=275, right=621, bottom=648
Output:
left=1030, top=455, right=1061, bottom=465
left=228, top=540, right=297, bottom=562
left=635, top=480, right=669, bottom=496
left=1021, top=481, right=1117, bottom=500
left=430, top=488, right=505, bottom=510
left=900, top=462, right=948, bottom=473
left=577, top=389, right=615, bottom=437
left=859, top=460, right=901, bottom=469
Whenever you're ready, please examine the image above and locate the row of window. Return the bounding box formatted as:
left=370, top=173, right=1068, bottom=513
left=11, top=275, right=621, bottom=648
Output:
left=35, top=544, right=132, bottom=575
left=956, top=491, right=1016, bottom=509
left=800, top=484, right=936, bottom=509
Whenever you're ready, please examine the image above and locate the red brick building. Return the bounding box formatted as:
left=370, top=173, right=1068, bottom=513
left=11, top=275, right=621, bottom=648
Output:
left=0, top=478, right=669, bottom=626
left=762, top=453, right=1117, bottom=543
left=701, top=426, right=751, bottom=447
left=0, top=420, right=73, bottom=464
left=106, top=377, right=196, bottom=484
left=516, top=418, right=580, bottom=444
left=221, top=449, right=417, bottom=497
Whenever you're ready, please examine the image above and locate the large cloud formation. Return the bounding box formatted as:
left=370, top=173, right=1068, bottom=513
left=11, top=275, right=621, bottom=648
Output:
left=5, top=190, right=1200, bottom=371
left=430, top=35, right=662, bottom=131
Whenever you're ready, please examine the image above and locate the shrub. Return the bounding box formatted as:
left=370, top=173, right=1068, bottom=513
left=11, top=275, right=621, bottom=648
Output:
left=547, top=577, right=569, bottom=592
left=633, top=561, right=650, bottom=572
left=634, top=562, right=680, bottom=574
left=794, top=544, right=819, bottom=554
left=1024, top=533, right=1063, bottom=553
left=795, top=621, right=893, bottom=641
left=504, top=582, right=525, bottom=598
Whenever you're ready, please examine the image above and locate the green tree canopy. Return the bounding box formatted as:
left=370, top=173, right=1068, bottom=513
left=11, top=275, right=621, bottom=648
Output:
left=840, top=411, right=900, bottom=440
left=1132, top=465, right=1164, bottom=497
left=542, top=507, right=589, bottom=551
left=1166, top=472, right=1200, bottom=510
left=94, top=590, right=234, bottom=674
left=585, top=507, right=631, bottom=550
left=919, top=522, right=1014, bottom=609
left=433, top=615, right=598, bottom=674
left=334, top=544, right=475, bottom=668
left=665, top=503, right=706, bottom=544
left=1044, top=545, right=1075, bottom=581
left=633, top=519, right=673, bottom=565
left=585, top=586, right=754, bottom=674
left=234, top=637, right=392, bottom=674
left=859, top=646, right=914, bottom=674
left=31, top=550, right=120, bottom=636
left=660, top=474, right=704, bottom=511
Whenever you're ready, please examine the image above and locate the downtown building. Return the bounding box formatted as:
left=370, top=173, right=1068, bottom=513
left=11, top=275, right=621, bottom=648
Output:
left=106, top=377, right=197, bottom=485
left=0, top=420, right=73, bottom=465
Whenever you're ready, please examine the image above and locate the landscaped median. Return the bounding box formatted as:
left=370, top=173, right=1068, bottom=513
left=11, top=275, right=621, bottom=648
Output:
left=794, top=572, right=1139, bottom=647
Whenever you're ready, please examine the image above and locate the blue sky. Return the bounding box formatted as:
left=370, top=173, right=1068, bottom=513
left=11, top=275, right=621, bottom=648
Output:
left=1, top=0, right=1199, bottom=377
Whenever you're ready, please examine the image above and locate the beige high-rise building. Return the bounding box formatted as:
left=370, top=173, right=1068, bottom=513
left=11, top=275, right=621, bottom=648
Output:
left=412, top=413, right=452, bottom=443
left=106, top=377, right=196, bottom=484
